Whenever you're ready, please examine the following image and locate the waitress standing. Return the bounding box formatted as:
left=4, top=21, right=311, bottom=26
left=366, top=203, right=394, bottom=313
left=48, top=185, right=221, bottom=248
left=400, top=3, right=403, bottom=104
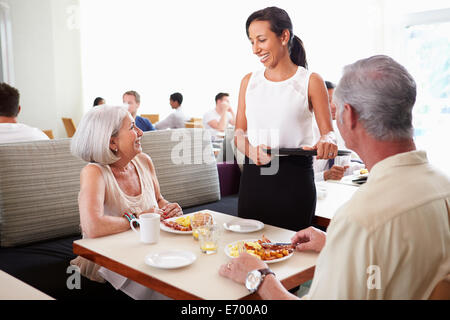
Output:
left=235, top=7, right=337, bottom=231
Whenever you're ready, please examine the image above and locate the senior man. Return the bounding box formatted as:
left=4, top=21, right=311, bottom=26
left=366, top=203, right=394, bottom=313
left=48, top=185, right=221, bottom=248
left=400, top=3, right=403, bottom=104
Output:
left=219, top=55, right=450, bottom=299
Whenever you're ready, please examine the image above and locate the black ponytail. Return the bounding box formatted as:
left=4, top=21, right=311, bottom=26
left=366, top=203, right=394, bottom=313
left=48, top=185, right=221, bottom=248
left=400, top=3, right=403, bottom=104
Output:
left=246, top=7, right=308, bottom=69
left=290, top=35, right=308, bottom=69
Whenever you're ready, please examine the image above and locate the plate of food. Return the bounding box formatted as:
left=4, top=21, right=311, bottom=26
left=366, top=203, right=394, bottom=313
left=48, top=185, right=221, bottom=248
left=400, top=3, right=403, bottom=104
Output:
left=224, top=236, right=294, bottom=264
left=223, top=218, right=264, bottom=233
left=145, top=250, right=196, bottom=269
left=353, top=168, right=369, bottom=178
left=352, top=168, right=369, bottom=184
left=160, top=211, right=213, bottom=234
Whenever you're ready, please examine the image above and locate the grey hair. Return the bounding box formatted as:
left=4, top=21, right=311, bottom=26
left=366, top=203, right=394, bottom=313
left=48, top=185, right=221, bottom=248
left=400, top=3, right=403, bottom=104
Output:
left=333, top=55, right=416, bottom=141
left=71, top=105, right=129, bottom=164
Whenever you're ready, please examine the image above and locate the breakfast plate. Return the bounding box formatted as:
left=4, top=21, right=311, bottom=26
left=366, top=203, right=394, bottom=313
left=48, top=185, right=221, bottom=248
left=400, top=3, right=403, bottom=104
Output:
left=223, top=218, right=264, bottom=233
left=353, top=168, right=369, bottom=178
left=145, top=250, right=196, bottom=269
left=160, top=215, right=193, bottom=234
left=160, top=212, right=213, bottom=234
left=224, top=239, right=294, bottom=264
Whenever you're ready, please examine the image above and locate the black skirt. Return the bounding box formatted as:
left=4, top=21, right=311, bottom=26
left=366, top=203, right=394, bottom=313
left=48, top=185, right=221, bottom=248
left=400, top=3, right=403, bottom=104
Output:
left=238, top=155, right=316, bottom=231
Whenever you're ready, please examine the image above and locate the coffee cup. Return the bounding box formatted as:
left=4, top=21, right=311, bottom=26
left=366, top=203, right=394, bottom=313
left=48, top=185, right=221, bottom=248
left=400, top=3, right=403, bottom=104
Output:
left=130, top=213, right=160, bottom=244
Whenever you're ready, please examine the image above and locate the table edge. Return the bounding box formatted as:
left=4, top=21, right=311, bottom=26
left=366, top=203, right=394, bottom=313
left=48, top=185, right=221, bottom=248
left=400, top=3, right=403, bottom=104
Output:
left=73, top=241, right=203, bottom=300
left=73, top=241, right=315, bottom=300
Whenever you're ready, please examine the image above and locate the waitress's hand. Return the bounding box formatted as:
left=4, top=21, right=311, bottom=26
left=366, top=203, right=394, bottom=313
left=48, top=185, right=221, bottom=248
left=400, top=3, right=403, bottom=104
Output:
left=249, top=144, right=272, bottom=166
left=304, top=131, right=338, bottom=160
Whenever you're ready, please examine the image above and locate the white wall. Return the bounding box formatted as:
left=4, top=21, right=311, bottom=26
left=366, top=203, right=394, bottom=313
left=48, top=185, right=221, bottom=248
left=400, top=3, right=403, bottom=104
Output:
left=79, top=0, right=387, bottom=120
left=4, top=0, right=449, bottom=138
left=8, top=0, right=82, bottom=138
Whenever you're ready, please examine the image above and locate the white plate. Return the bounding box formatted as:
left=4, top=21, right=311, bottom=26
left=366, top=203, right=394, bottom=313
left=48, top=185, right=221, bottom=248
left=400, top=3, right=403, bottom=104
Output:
left=145, top=250, right=197, bottom=269
left=160, top=212, right=214, bottom=234
left=224, top=239, right=294, bottom=264
left=160, top=220, right=192, bottom=234
left=223, top=219, right=264, bottom=233
left=353, top=169, right=369, bottom=178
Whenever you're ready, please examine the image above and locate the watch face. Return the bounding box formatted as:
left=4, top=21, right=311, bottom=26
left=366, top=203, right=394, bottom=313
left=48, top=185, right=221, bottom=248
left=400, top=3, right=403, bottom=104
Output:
left=245, top=270, right=262, bottom=293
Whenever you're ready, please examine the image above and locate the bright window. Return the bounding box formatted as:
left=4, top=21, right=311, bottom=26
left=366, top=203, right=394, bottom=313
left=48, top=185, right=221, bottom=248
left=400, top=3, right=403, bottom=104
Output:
left=404, top=19, right=450, bottom=176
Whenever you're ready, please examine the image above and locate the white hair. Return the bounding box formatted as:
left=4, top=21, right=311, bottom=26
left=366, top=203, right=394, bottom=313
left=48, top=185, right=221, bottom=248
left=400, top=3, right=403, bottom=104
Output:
left=333, top=55, right=417, bottom=141
left=71, top=105, right=129, bottom=164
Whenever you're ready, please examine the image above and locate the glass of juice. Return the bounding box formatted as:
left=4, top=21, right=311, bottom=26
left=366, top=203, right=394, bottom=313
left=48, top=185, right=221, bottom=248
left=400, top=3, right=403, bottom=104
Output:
left=198, top=223, right=221, bottom=255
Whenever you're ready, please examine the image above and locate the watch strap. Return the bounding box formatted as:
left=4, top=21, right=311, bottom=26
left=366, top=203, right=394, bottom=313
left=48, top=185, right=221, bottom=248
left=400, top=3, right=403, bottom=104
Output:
left=255, top=268, right=275, bottom=293
left=258, top=267, right=275, bottom=277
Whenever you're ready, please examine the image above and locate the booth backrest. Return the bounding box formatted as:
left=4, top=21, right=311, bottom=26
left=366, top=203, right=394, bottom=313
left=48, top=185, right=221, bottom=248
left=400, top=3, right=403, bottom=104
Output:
left=0, top=138, right=84, bottom=247
left=0, top=129, right=220, bottom=247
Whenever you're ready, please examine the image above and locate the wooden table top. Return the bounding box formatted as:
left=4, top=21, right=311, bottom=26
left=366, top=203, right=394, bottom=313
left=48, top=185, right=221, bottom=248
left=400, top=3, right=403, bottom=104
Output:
left=73, top=210, right=318, bottom=300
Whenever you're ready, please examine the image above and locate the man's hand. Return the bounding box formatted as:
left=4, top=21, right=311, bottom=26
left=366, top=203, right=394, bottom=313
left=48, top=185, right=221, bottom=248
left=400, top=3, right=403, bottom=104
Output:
left=323, top=165, right=348, bottom=181
left=219, top=252, right=268, bottom=284
left=291, top=226, right=326, bottom=253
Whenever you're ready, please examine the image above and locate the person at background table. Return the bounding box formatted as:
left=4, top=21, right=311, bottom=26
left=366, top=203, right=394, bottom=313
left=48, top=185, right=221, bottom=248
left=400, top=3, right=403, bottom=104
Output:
left=203, top=92, right=236, bottom=140
left=123, top=90, right=156, bottom=132
left=312, top=81, right=365, bottom=181
left=93, top=97, right=105, bottom=107
left=234, top=7, right=337, bottom=231
left=0, top=82, right=49, bottom=143
left=220, top=55, right=450, bottom=299
left=154, top=92, right=189, bottom=130
left=70, top=105, right=181, bottom=300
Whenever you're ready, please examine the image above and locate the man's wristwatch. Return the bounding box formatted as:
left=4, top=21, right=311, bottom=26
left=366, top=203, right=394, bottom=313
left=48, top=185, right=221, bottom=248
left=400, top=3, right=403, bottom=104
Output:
left=245, top=268, right=275, bottom=294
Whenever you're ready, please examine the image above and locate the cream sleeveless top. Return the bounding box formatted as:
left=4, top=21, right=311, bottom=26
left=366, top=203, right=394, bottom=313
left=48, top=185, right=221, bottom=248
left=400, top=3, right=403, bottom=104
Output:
left=71, top=154, right=158, bottom=283
left=96, top=154, right=158, bottom=217
left=245, top=66, right=313, bottom=149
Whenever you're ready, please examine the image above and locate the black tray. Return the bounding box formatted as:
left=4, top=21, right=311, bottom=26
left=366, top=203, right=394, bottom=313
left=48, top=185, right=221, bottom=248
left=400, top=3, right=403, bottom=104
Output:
left=264, top=148, right=352, bottom=156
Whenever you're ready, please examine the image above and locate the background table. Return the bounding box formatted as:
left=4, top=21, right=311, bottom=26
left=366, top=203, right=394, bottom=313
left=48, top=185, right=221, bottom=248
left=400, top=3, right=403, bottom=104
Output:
left=313, top=181, right=359, bottom=228
left=73, top=210, right=318, bottom=300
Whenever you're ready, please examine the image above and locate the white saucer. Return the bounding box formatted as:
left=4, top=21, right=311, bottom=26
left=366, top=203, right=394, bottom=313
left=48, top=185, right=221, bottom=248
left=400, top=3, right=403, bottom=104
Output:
left=145, top=250, right=196, bottom=269
left=223, top=218, right=264, bottom=233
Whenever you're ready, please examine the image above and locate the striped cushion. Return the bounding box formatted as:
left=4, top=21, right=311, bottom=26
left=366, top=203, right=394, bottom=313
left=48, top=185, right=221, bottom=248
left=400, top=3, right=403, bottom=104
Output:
left=0, top=139, right=85, bottom=247
left=0, top=129, right=220, bottom=247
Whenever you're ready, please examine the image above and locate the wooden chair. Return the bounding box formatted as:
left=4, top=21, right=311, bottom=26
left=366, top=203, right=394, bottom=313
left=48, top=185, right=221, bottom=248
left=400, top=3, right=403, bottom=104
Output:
left=429, top=275, right=450, bottom=300
left=42, top=130, right=54, bottom=139
left=185, top=121, right=203, bottom=128
left=62, top=118, right=76, bottom=138
left=140, top=114, right=159, bottom=123
left=185, top=117, right=203, bottom=128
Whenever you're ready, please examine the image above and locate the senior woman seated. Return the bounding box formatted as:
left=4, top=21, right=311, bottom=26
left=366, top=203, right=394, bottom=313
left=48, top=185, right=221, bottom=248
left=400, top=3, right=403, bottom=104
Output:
left=70, top=105, right=182, bottom=300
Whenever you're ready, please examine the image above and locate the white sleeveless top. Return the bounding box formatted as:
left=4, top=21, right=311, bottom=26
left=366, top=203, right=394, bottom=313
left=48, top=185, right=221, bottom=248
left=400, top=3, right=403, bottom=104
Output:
left=245, top=66, right=313, bottom=149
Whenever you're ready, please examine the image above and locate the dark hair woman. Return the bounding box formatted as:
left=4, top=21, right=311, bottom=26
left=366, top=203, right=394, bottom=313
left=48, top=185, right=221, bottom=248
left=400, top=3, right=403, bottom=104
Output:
left=245, top=6, right=308, bottom=69
left=235, top=7, right=337, bottom=231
